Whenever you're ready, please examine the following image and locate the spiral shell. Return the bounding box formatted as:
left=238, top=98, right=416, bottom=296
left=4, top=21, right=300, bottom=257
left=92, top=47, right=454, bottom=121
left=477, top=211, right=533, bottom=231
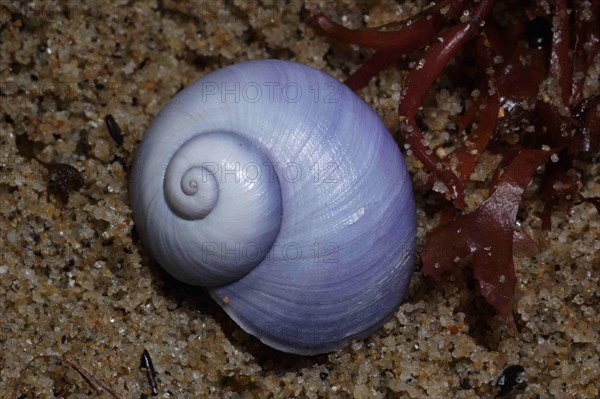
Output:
left=131, top=59, right=416, bottom=355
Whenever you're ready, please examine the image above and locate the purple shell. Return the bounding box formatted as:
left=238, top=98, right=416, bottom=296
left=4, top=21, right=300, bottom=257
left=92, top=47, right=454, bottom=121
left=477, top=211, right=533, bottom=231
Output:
left=130, top=59, right=416, bottom=355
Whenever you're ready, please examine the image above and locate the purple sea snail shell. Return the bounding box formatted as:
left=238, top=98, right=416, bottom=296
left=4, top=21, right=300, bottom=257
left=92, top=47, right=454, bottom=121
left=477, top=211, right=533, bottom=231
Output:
left=130, top=59, right=416, bottom=355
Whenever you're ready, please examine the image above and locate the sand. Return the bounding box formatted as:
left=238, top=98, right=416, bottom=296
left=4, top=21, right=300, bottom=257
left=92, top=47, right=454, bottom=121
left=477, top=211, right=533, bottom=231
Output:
left=1, top=1, right=598, bottom=398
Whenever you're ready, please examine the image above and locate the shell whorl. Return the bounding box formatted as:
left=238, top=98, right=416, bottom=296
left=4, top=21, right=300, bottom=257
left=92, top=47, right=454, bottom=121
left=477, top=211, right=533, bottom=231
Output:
left=158, top=130, right=283, bottom=285
left=131, top=59, right=417, bottom=355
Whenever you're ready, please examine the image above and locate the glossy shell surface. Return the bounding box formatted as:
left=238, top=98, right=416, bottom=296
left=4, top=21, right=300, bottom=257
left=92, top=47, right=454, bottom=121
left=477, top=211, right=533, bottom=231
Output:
left=131, top=59, right=416, bottom=354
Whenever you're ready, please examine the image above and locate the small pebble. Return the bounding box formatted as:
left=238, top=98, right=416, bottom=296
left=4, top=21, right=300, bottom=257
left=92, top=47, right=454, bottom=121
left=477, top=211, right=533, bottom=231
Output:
left=105, top=114, right=124, bottom=145
left=497, top=365, right=525, bottom=396
left=44, top=162, right=85, bottom=204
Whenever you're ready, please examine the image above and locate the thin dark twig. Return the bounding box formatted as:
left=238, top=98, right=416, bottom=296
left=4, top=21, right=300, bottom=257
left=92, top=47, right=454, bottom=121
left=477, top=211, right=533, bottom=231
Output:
left=12, top=355, right=120, bottom=399
left=140, top=349, right=159, bottom=396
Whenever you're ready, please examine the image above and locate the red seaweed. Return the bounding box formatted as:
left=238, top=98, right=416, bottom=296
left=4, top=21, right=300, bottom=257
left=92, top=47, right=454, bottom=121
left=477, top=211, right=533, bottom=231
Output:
left=571, top=0, right=599, bottom=105
left=398, top=0, right=497, bottom=207
left=306, top=1, right=468, bottom=91
left=549, top=0, right=572, bottom=107
left=572, top=95, right=600, bottom=156
left=512, top=226, right=540, bottom=258
left=421, top=149, right=554, bottom=332
left=343, top=49, right=399, bottom=91
left=446, top=33, right=499, bottom=182
left=306, top=0, right=467, bottom=50
left=309, top=0, right=600, bottom=330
